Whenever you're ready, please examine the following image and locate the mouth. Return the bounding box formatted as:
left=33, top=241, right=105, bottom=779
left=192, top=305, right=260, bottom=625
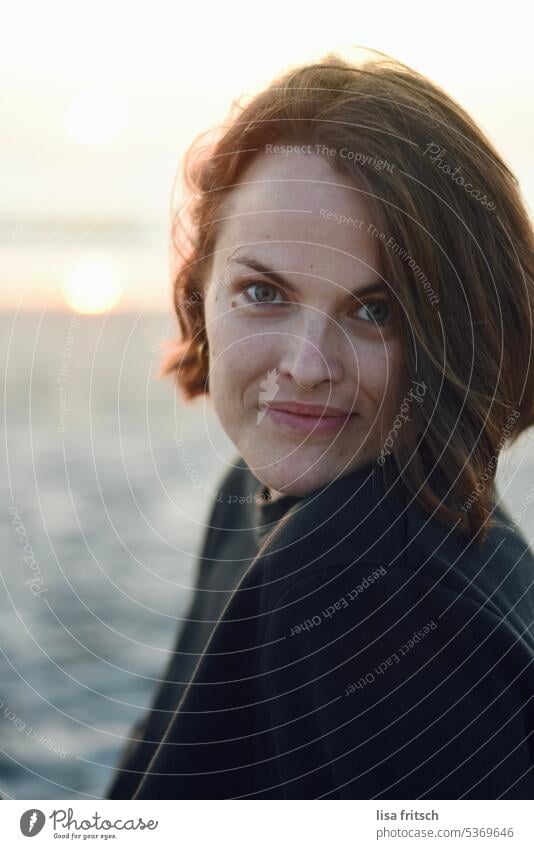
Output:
left=265, top=401, right=356, bottom=416
left=261, top=402, right=357, bottom=436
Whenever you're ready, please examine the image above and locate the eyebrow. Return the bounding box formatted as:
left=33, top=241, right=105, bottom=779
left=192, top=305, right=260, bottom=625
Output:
left=228, top=255, right=387, bottom=299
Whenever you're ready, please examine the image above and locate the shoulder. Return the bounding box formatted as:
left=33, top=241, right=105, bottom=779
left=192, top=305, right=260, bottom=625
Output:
left=248, top=459, right=534, bottom=653
left=253, top=490, right=534, bottom=798
left=199, top=454, right=258, bottom=559
left=256, top=559, right=534, bottom=797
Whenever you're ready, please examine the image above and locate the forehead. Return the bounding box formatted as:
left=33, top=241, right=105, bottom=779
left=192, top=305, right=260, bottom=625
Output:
left=213, top=152, right=380, bottom=282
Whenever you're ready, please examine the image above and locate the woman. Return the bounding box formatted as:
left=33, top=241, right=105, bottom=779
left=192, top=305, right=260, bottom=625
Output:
left=107, top=50, right=534, bottom=799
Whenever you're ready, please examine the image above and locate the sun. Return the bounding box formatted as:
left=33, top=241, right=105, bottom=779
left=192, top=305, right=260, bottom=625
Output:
left=63, top=255, right=123, bottom=314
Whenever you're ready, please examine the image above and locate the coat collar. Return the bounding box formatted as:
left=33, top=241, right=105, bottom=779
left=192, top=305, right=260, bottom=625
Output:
left=249, top=454, right=404, bottom=551
left=248, top=453, right=408, bottom=583
left=252, top=479, right=302, bottom=545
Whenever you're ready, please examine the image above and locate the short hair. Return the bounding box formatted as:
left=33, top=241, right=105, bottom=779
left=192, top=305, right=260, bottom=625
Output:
left=160, top=50, right=534, bottom=546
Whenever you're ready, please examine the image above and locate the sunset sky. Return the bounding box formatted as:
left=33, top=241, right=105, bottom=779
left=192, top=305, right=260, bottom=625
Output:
left=2, top=0, right=532, bottom=313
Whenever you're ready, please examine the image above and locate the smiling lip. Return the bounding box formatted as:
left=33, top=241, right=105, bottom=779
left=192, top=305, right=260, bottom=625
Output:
left=262, top=401, right=357, bottom=436
left=265, top=401, right=354, bottom=417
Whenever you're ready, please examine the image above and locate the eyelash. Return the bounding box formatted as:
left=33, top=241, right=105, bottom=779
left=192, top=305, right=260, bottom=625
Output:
left=236, top=280, right=393, bottom=326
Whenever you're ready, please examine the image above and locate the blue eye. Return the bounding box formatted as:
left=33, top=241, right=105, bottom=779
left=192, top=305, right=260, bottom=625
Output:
left=243, top=282, right=284, bottom=304
left=237, top=278, right=392, bottom=326
left=353, top=300, right=392, bottom=325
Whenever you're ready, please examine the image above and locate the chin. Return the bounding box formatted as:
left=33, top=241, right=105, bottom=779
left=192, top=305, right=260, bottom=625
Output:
left=254, top=463, right=339, bottom=500
left=253, top=444, right=382, bottom=497
left=239, top=433, right=378, bottom=496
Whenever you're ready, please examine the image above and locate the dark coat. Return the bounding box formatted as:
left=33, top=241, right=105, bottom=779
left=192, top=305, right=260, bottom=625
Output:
left=107, top=455, right=534, bottom=799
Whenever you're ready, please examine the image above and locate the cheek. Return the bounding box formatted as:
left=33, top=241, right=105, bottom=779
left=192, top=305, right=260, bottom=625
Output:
left=356, top=341, right=398, bottom=405
left=208, top=326, right=276, bottom=391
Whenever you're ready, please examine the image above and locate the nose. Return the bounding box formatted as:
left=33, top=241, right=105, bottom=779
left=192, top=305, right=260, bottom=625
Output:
left=278, top=313, right=344, bottom=390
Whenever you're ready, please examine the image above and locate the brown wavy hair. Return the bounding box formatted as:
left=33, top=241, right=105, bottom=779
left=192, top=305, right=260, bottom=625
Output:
left=160, top=49, right=534, bottom=546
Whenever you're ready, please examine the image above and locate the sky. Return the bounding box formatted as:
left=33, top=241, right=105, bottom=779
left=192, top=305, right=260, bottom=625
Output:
left=1, top=0, right=533, bottom=313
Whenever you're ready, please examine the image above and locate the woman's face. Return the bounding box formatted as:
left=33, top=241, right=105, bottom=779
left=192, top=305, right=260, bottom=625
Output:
left=203, top=150, right=401, bottom=498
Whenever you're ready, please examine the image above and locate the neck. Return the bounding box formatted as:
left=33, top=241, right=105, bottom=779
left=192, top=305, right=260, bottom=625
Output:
left=266, top=485, right=286, bottom=503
